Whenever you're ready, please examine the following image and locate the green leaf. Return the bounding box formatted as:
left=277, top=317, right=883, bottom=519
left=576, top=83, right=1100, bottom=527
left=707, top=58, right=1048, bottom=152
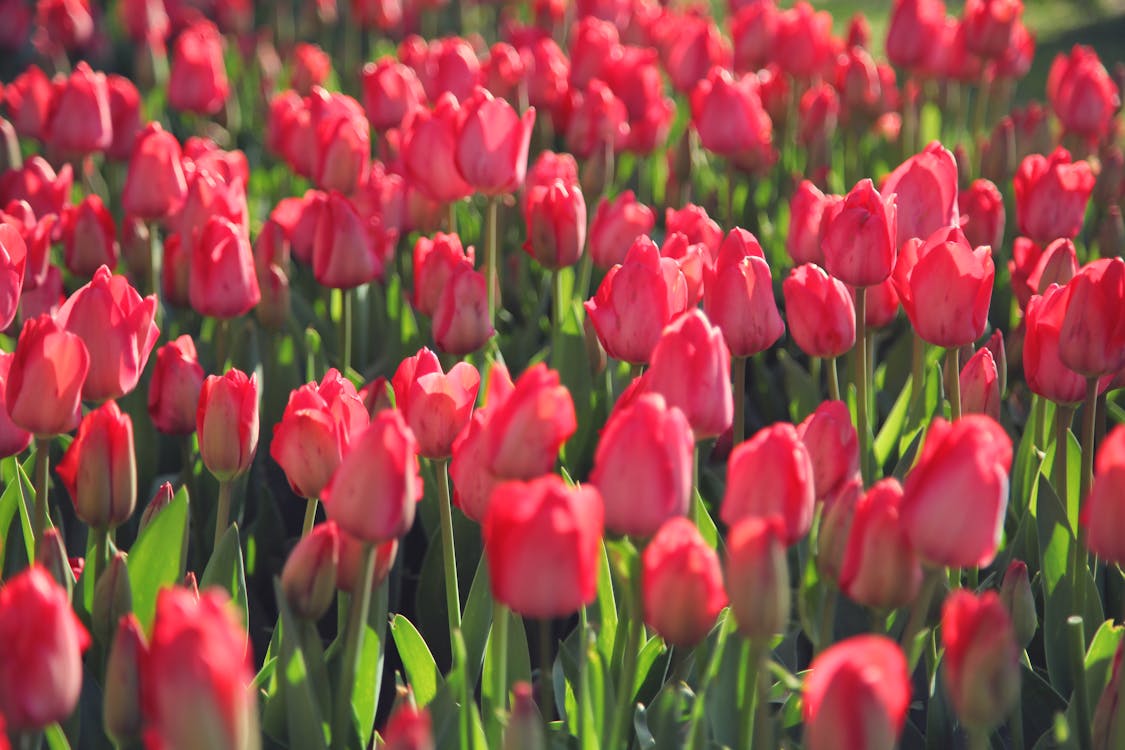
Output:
left=461, top=556, right=493, bottom=684
left=200, top=523, right=248, bottom=629
left=590, top=542, right=618, bottom=663
left=42, top=723, right=72, bottom=750
left=777, top=351, right=820, bottom=423
left=874, top=372, right=913, bottom=468
left=691, top=489, right=719, bottom=551
left=127, top=485, right=190, bottom=630
left=274, top=580, right=330, bottom=750
left=351, top=583, right=389, bottom=748
left=390, top=614, right=442, bottom=706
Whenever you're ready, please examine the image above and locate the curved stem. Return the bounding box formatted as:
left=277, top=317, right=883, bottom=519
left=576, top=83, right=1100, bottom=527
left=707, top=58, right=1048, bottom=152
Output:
left=854, top=287, right=870, bottom=484
left=945, top=347, right=962, bottom=421
left=733, top=356, right=747, bottom=446
left=435, top=459, right=461, bottom=634
left=33, top=437, right=50, bottom=558
left=826, top=356, right=839, bottom=403
left=301, top=498, right=318, bottom=537
left=214, top=479, right=232, bottom=552
left=331, top=542, right=377, bottom=750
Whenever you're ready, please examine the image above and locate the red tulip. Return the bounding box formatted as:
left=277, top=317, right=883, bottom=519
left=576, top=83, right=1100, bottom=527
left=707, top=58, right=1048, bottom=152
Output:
left=786, top=181, right=830, bottom=266
left=523, top=179, right=586, bottom=269
left=817, top=478, right=862, bottom=584
left=1013, top=148, right=1096, bottom=245
left=585, top=237, right=688, bottom=365
left=958, top=179, right=1006, bottom=253
left=1048, top=45, right=1120, bottom=142
left=569, top=17, right=620, bottom=90
left=403, top=94, right=474, bottom=204
left=148, top=335, right=205, bottom=435
left=1024, top=285, right=1089, bottom=404
left=960, top=346, right=1001, bottom=419
left=455, top=88, right=535, bottom=196
left=523, top=151, right=580, bottom=213
left=422, top=37, right=482, bottom=103
left=963, top=0, right=1023, bottom=60
left=839, top=478, right=921, bottom=610
left=798, top=82, right=839, bottom=145
left=887, top=0, right=947, bottom=69
left=433, top=263, right=494, bottom=356
left=483, top=42, right=525, bottom=102
left=0, top=353, right=31, bottom=457
left=666, top=204, right=723, bottom=256
left=0, top=156, right=72, bottom=220
left=704, top=228, right=784, bottom=357
left=664, top=17, right=729, bottom=94
left=774, top=1, right=834, bottom=79
left=314, top=112, right=369, bottom=197
left=731, top=1, right=779, bottom=73
left=281, top=521, right=340, bottom=620
left=481, top=363, right=576, bottom=480
left=901, top=415, right=1012, bottom=568
left=642, top=517, right=726, bottom=647
left=448, top=362, right=514, bottom=523
left=725, top=516, right=789, bottom=639
left=46, top=61, right=112, bottom=155
left=483, top=475, right=604, bottom=618
left=881, top=141, right=958, bottom=252
left=1082, top=425, right=1125, bottom=564
left=291, top=43, right=331, bottom=96
left=6, top=314, right=90, bottom=437
left=197, top=369, right=259, bottom=482
left=322, top=409, right=422, bottom=543
left=0, top=566, right=91, bottom=730
left=1058, top=258, right=1125, bottom=378
left=821, top=179, right=897, bottom=287
left=941, top=590, right=1021, bottom=730
left=190, top=217, right=261, bottom=319
left=722, top=423, right=815, bottom=544
left=55, top=401, right=136, bottom=530
left=588, top=190, right=655, bottom=270
left=797, top=400, right=860, bottom=502
left=647, top=309, right=732, bottom=440
left=118, top=0, right=168, bottom=47
left=361, top=59, right=425, bottom=132
left=382, top=703, right=433, bottom=750
left=690, top=67, right=775, bottom=173
left=0, top=223, right=26, bottom=331
left=122, top=123, right=187, bottom=221
left=312, top=192, right=386, bottom=289
left=142, top=588, right=257, bottom=750
left=271, top=369, right=369, bottom=499
left=391, top=348, right=480, bottom=460
left=783, top=263, right=856, bottom=359
left=4, top=65, right=54, bottom=141
left=61, top=194, right=117, bottom=277
left=168, top=20, right=229, bottom=115
left=835, top=47, right=883, bottom=123
left=803, top=635, right=910, bottom=750
left=336, top=533, right=398, bottom=594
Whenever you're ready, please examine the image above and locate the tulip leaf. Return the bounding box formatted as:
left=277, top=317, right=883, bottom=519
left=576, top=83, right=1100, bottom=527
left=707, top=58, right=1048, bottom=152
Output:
left=691, top=489, right=719, bottom=551
left=0, top=457, right=31, bottom=572
left=1059, top=619, right=1124, bottom=734
left=591, top=541, right=618, bottom=663
left=15, top=457, right=36, bottom=563
left=42, top=723, right=71, bottom=750
left=461, top=556, right=494, bottom=684
left=391, top=614, right=442, bottom=706
left=273, top=580, right=330, bottom=750
left=925, top=661, right=956, bottom=750
left=1020, top=663, right=1068, bottom=745
left=874, top=371, right=913, bottom=468
left=777, top=351, right=820, bottom=423
left=200, top=522, right=248, bottom=630
left=351, top=583, right=389, bottom=748
left=127, top=485, right=189, bottom=630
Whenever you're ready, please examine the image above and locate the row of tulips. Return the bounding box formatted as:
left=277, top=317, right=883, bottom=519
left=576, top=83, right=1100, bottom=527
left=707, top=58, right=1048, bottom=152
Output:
left=0, top=0, right=1124, bottom=749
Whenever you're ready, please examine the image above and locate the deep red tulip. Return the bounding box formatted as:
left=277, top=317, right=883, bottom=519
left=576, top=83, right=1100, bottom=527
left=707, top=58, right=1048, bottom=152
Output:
left=523, top=179, right=586, bottom=269
left=1057, top=258, right=1125, bottom=378
left=1013, top=148, right=1095, bottom=245
left=361, top=59, right=425, bottom=132
left=148, top=335, right=205, bottom=436
left=449, top=362, right=514, bottom=523
left=55, top=401, right=136, bottom=530
left=963, top=0, right=1023, bottom=60
left=481, top=363, right=576, bottom=480
left=588, top=190, right=655, bottom=270
left=1048, top=45, right=1120, bottom=142
left=4, top=65, right=54, bottom=141
left=941, top=590, right=1022, bottom=730
left=783, top=263, right=856, bottom=359
left=839, top=478, right=921, bottom=610
left=168, top=20, right=229, bottom=115
left=6, top=314, right=89, bottom=437
left=821, top=179, right=897, bottom=287
left=959, top=179, right=1005, bottom=253
left=817, top=478, right=862, bottom=584
left=647, top=309, right=733, bottom=440
left=722, top=423, right=815, bottom=544
left=313, top=192, right=387, bottom=289
left=797, top=400, right=860, bottom=502
left=642, top=517, right=726, bottom=647
left=411, top=233, right=475, bottom=318
left=190, top=217, right=261, bottom=319
left=882, top=142, right=958, bottom=252
left=690, top=67, right=775, bottom=173
left=0, top=223, right=26, bottom=331
left=704, top=228, right=784, bottom=357
left=455, top=88, right=535, bottom=196
left=46, top=61, right=112, bottom=155
left=0, top=353, right=31, bottom=457
left=433, top=263, right=493, bottom=356
left=381, top=703, right=433, bottom=750
left=391, top=348, right=480, bottom=460
left=786, top=181, right=830, bottom=266
left=197, top=369, right=259, bottom=482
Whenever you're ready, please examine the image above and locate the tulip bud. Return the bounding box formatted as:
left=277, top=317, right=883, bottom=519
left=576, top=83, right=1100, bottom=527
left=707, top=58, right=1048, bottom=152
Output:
left=642, top=518, right=726, bottom=648
left=190, top=217, right=261, bottom=319
left=361, top=60, right=425, bottom=132
left=455, top=88, right=536, bottom=196
left=1058, top=258, right=1125, bottom=378
left=55, top=401, right=137, bottom=531
left=941, top=590, right=1021, bottom=731
left=337, top=534, right=398, bottom=594
left=690, top=67, right=775, bottom=174
left=122, top=122, right=187, bottom=220
left=46, top=62, right=112, bottom=156
left=382, top=701, right=434, bottom=750
left=523, top=179, right=586, bottom=270
left=433, top=263, right=494, bottom=356
left=817, top=478, right=862, bottom=584
left=411, top=233, right=475, bottom=318
left=0, top=353, right=31, bottom=458
left=391, top=349, right=480, bottom=460
left=1099, top=206, right=1125, bottom=259
left=1048, top=45, right=1120, bottom=142
left=959, top=179, right=1006, bottom=254
left=282, top=521, right=340, bottom=621
left=588, top=191, right=655, bottom=270
left=36, top=528, right=74, bottom=600
left=704, top=229, right=785, bottom=358
left=725, top=516, right=789, bottom=640
left=1014, top=148, right=1096, bottom=245
left=999, top=559, right=1037, bottom=650
left=168, top=20, right=229, bottom=115
left=148, top=335, right=205, bottom=435
left=981, top=117, right=1016, bottom=186
left=140, top=482, right=176, bottom=533
left=783, top=263, right=856, bottom=359
left=647, top=309, right=733, bottom=440
left=960, top=347, right=1002, bottom=420
left=92, top=552, right=132, bottom=646
left=797, top=401, right=860, bottom=502
left=482, top=364, right=576, bottom=481
left=1093, top=640, right=1125, bottom=750
left=1081, top=426, right=1125, bottom=564
left=821, top=178, right=897, bottom=287
left=722, top=423, right=815, bottom=544
left=503, top=682, right=545, bottom=750
left=839, top=479, right=922, bottom=611
left=197, top=369, right=260, bottom=482
left=786, top=180, right=829, bottom=266
left=104, top=614, right=145, bottom=745
left=6, top=314, right=90, bottom=437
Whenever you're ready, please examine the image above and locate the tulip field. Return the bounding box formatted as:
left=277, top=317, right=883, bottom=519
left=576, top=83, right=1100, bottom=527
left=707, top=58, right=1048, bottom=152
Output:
left=3, top=0, right=1125, bottom=748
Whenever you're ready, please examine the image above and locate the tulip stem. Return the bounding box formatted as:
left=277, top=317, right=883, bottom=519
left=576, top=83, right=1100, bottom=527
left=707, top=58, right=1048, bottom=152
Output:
left=552, top=269, right=566, bottom=354
left=607, top=552, right=644, bottom=750
left=487, top=600, right=509, bottom=746
left=435, top=460, right=462, bottom=635
left=578, top=606, right=592, bottom=747
left=1067, top=615, right=1094, bottom=750
left=33, top=437, right=50, bottom=559
left=538, top=617, right=554, bottom=721
left=485, top=195, right=501, bottom=340
left=726, top=159, right=738, bottom=227
left=214, top=479, right=232, bottom=552
left=945, top=347, right=962, bottom=421
left=342, top=288, right=353, bottom=375
left=739, top=639, right=766, bottom=750
left=93, top=527, right=108, bottom=587
left=1079, top=378, right=1098, bottom=545
left=332, top=542, right=377, bottom=750
left=826, top=356, right=839, bottom=403
left=446, top=200, right=457, bottom=234
left=901, top=567, right=943, bottom=671
left=1009, top=689, right=1026, bottom=750
left=147, top=221, right=161, bottom=302
left=302, top=498, right=318, bottom=537
left=967, top=728, right=991, bottom=750
left=733, top=356, right=747, bottom=446
left=1055, top=406, right=1074, bottom=502
left=910, top=334, right=926, bottom=416
left=686, top=611, right=735, bottom=750
left=854, top=287, right=870, bottom=484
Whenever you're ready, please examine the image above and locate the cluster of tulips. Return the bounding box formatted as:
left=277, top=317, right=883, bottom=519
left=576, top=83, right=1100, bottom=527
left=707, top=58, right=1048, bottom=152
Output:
left=1, top=0, right=1125, bottom=748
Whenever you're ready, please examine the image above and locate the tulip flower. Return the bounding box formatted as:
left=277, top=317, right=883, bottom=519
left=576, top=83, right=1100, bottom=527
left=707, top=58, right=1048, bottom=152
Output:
left=1013, top=148, right=1095, bottom=244
left=817, top=478, right=863, bottom=584
left=336, top=533, right=398, bottom=594
left=360, top=59, right=425, bottom=132
left=190, top=217, right=261, bottom=319
left=774, top=1, right=835, bottom=79
left=783, top=263, right=857, bottom=359
left=722, top=423, right=816, bottom=544
left=197, top=369, right=259, bottom=483
left=315, top=111, right=370, bottom=196
left=122, top=122, right=187, bottom=220
left=45, top=61, right=112, bottom=155
left=839, top=479, right=921, bottom=610
left=433, top=264, right=494, bottom=355
left=6, top=314, right=90, bottom=437
left=999, top=560, right=1038, bottom=649
left=1057, top=258, right=1125, bottom=378
left=523, top=178, right=586, bottom=269
left=61, top=194, right=117, bottom=277
left=281, top=521, right=340, bottom=621
left=55, top=401, right=136, bottom=531
left=391, top=348, right=480, bottom=460
left=481, top=363, right=576, bottom=480
left=403, top=94, right=474, bottom=204
left=821, top=178, right=897, bottom=288
left=455, top=88, right=536, bottom=196
left=0, top=222, right=27, bottom=331
left=960, top=346, right=1002, bottom=419
left=786, top=181, right=830, bottom=266
left=0, top=156, right=73, bottom=219
left=647, top=309, right=733, bottom=440
left=483, top=475, right=604, bottom=618
left=56, top=266, right=159, bottom=403
left=690, top=67, right=775, bottom=173
left=803, top=635, right=910, bottom=750
left=168, top=20, right=229, bottom=115
left=642, top=518, right=726, bottom=648
left=0, top=566, right=91, bottom=730
left=963, top=0, right=1023, bottom=60
left=104, top=614, right=145, bottom=746
left=588, top=190, right=655, bottom=270
left=665, top=18, right=730, bottom=94
left=881, top=142, right=958, bottom=252
left=797, top=400, right=860, bottom=502
left=322, top=409, right=422, bottom=543
left=1024, top=284, right=1091, bottom=404
left=1048, top=45, right=1120, bottom=142
left=312, top=192, right=386, bottom=289
left=568, top=17, right=619, bottom=90
left=4, top=64, right=54, bottom=141
left=901, top=416, right=1012, bottom=568
left=725, top=516, right=790, bottom=639
left=1081, top=425, right=1125, bottom=564
left=1094, top=640, right=1125, bottom=749
left=666, top=204, right=724, bottom=256
left=564, top=80, right=629, bottom=162
left=958, top=178, right=1006, bottom=253
left=731, top=1, right=779, bottom=72
left=0, top=353, right=31, bottom=458
left=703, top=228, right=785, bottom=358
left=941, top=590, right=1021, bottom=731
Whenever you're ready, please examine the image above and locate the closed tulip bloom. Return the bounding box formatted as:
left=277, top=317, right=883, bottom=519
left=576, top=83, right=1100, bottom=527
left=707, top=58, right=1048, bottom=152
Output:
left=774, top=1, right=834, bottom=79
left=314, top=114, right=369, bottom=197
left=0, top=223, right=26, bottom=331
left=704, top=229, right=784, bottom=357
left=197, top=369, right=259, bottom=482
left=817, top=477, right=862, bottom=584
left=336, top=533, right=398, bottom=594
left=1048, top=46, right=1120, bottom=142
left=1014, top=148, right=1096, bottom=244
left=731, top=1, right=779, bottom=72
left=803, top=635, right=910, bottom=750
left=590, top=393, right=693, bottom=537
left=941, top=590, right=1021, bottom=730
left=4, top=65, right=54, bottom=141
left=46, top=61, right=112, bottom=155
left=482, top=364, right=576, bottom=480
left=6, top=314, right=90, bottom=437
left=1083, top=426, right=1125, bottom=564
left=722, top=423, right=816, bottom=544
left=104, top=614, right=144, bottom=746
left=168, top=20, right=229, bottom=115
left=894, top=226, right=994, bottom=348
left=963, top=0, right=1022, bottom=60
left=798, top=81, right=839, bottom=145
left=290, top=43, right=330, bottom=96
left=148, top=335, right=204, bottom=435
left=322, top=409, right=422, bottom=543
left=190, top=217, right=261, bottom=319
left=585, top=237, right=688, bottom=365
left=0, top=157, right=72, bottom=220
left=783, top=264, right=857, bottom=359
left=361, top=59, right=425, bottom=132
left=564, top=80, right=629, bottom=161
left=901, top=416, right=1012, bottom=568
left=960, top=346, right=1001, bottom=419
left=524, top=151, right=580, bottom=211
left=839, top=479, right=921, bottom=611
left=122, top=122, right=187, bottom=220
left=61, top=194, right=117, bottom=277
left=725, top=516, right=790, bottom=639
left=55, top=401, right=136, bottom=530
left=106, top=74, right=143, bottom=160
left=455, top=88, right=536, bottom=196
left=0, top=353, right=31, bottom=457
left=822, top=179, right=897, bottom=287
left=272, top=370, right=369, bottom=499
left=281, top=521, right=340, bottom=621
left=588, top=190, right=655, bottom=270
left=0, top=566, right=91, bottom=730
left=881, top=142, right=958, bottom=252
left=958, top=179, right=1006, bottom=253
left=403, top=94, right=474, bottom=204
left=412, top=233, right=474, bottom=317
left=432, top=262, right=493, bottom=355
left=483, top=475, right=604, bottom=618
left=642, top=517, right=726, bottom=647
left=1024, top=284, right=1090, bottom=404
left=312, top=192, right=384, bottom=289
left=797, top=400, right=860, bottom=502
left=392, top=348, right=480, bottom=460
left=786, top=181, right=829, bottom=266
left=690, top=67, right=775, bottom=173
left=382, top=703, right=434, bottom=750
left=523, top=179, right=586, bottom=270
left=449, top=363, right=514, bottom=523
left=1058, top=259, right=1125, bottom=377
left=142, top=588, right=258, bottom=750
left=647, top=309, right=733, bottom=440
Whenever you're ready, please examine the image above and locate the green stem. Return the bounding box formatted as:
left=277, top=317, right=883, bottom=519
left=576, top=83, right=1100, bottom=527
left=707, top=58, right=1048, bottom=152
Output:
left=342, top=288, right=353, bottom=374
left=686, top=612, right=735, bottom=750
left=733, top=356, right=747, bottom=446
left=539, top=617, right=554, bottom=722
left=967, top=727, right=991, bottom=750
left=946, top=347, right=962, bottom=421
left=331, top=542, right=377, bottom=750
left=901, top=567, right=943, bottom=672
left=552, top=269, right=565, bottom=355
left=910, top=333, right=926, bottom=415
left=817, top=585, right=838, bottom=654
left=485, top=195, right=500, bottom=335
left=435, top=459, right=462, bottom=633
left=488, top=601, right=509, bottom=747
left=147, top=221, right=161, bottom=304
left=1067, top=615, right=1093, bottom=750
left=1079, top=377, right=1098, bottom=533
left=446, top=200, right=457, bottom=234
left=1056, top=405, right=1074, bottom=501
left=739, top=640, right=764, bottom=750
left=302, top=498, right=318, bottom=537
left=855, top=287, right=870, bottom=484
left=214, top=479, right=232, bottom=551
left=1035, top=395, right=1049, bottom=451
left=215, top=317, right=231, bottom=372
left=33, top=437, right=50, bottom=558
left=606, top=554, right=643, bottom=750
left=1009, top=688, right=1025, bottom=750
left=826, top=356, right=839, bottom=403
left=93, top=527, right=108, bottom=587
left=971, top=69, right=992, bottom=152
left=578, top=606, right=591, bottom=748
